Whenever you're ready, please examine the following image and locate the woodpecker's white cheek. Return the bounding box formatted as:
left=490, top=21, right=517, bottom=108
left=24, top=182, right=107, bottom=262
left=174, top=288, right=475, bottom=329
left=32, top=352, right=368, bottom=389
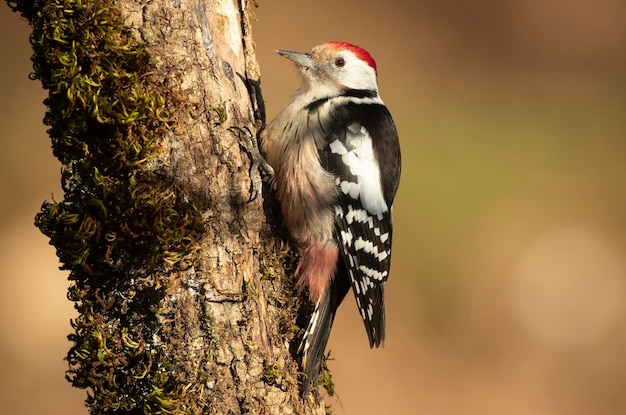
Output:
left=336, top=55, right=378, bottom=92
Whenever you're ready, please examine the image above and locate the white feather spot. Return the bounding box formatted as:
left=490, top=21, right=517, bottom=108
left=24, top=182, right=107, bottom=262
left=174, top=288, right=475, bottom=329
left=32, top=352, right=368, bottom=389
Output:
left=359, top=265, right=388, bottom=281
left=335, top=205, right=344, bottom=218
left=345, top=206, right=369, bottom=224
left=300, top=297, right=323, bottom=357
left=341, top=230, right=353, bottom=246
left=340, top=180, right=360, bottom=199
left=360, top=280, right=368, bottom=296
left=329, top=139, right=348, bottom=155
left=354, top=237, right=389, bottom=262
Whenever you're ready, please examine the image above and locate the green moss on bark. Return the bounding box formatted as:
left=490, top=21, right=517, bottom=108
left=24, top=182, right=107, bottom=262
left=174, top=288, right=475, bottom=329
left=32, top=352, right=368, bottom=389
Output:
left=7, top=0, right=204, bottom=413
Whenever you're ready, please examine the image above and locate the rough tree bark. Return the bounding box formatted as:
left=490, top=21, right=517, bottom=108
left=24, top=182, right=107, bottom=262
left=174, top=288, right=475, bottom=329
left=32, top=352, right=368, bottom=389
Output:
left=7, top=0, right=327, bottom=413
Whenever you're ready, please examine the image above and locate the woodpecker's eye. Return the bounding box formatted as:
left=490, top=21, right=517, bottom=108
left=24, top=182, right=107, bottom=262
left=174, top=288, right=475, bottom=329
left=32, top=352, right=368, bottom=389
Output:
left=334, top=58, right=345, bottom=67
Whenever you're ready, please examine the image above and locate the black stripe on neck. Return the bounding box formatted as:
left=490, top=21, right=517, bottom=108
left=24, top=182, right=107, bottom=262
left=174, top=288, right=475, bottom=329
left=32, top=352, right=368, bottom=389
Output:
left=305, top=88, right=378, bottom=112
left=342, top=88, right=378, bottom=99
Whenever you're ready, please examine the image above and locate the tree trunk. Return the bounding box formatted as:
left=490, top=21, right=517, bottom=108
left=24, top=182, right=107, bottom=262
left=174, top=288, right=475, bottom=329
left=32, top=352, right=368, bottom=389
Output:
left=7, top=0, right=326, bottom=413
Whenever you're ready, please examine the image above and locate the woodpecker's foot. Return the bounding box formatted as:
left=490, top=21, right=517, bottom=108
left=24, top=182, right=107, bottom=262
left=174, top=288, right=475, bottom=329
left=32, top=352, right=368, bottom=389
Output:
left=230, top=126, right=275, bottom=202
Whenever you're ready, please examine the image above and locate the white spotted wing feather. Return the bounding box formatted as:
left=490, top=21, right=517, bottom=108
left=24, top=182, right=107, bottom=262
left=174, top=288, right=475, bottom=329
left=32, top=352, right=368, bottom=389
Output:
left=324, top=103, right=400, bottom=347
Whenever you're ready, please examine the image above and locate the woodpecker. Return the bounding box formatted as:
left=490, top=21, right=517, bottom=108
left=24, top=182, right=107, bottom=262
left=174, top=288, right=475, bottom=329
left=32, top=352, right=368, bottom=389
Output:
left=260, top=42, right=401, bottom=394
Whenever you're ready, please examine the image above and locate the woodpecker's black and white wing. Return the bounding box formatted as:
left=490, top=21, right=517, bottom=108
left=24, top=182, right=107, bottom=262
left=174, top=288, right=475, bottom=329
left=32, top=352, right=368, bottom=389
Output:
left=321, top=97, right=401, bottom=347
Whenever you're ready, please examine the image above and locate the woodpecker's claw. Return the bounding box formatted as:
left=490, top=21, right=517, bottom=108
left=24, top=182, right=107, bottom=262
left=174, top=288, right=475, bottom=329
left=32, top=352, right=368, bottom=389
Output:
left=230, top=126, right=275, bottom=202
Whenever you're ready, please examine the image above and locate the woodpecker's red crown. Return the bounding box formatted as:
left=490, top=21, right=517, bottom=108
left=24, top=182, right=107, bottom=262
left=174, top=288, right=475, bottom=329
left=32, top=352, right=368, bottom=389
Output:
left=325, top=41, right=377, bottom=73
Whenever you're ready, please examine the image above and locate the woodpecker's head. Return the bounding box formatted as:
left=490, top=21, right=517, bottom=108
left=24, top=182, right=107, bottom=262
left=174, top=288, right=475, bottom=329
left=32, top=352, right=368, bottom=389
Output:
left=277, top=42, right=379, bottom=97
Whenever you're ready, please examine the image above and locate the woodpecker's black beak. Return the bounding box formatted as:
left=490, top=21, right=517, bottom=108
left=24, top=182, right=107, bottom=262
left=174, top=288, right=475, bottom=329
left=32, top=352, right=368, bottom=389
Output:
left=276, top=49, right=314, bottom=68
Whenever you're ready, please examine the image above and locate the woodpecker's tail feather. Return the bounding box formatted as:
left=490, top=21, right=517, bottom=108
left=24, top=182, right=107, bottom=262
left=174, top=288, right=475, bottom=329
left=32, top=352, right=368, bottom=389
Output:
left=353, top=283, right=386, bottom=348
left=299, top=273, right=350, bottom=397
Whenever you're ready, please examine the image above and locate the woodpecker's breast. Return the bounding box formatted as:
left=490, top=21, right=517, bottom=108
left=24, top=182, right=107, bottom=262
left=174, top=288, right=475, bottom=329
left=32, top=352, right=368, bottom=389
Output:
left=261, top=100, right=338, bottom=245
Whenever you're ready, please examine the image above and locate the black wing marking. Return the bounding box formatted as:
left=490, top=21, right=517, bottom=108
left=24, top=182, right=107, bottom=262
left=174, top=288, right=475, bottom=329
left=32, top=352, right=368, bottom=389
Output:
left=317, top=99, right=401, bottom=347
left=335, top=203, right=391, bottom=346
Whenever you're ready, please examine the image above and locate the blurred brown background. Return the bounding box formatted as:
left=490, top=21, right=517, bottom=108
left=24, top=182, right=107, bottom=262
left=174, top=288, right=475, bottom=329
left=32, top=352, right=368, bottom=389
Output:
left=2, top=1, right=625, bottom=414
